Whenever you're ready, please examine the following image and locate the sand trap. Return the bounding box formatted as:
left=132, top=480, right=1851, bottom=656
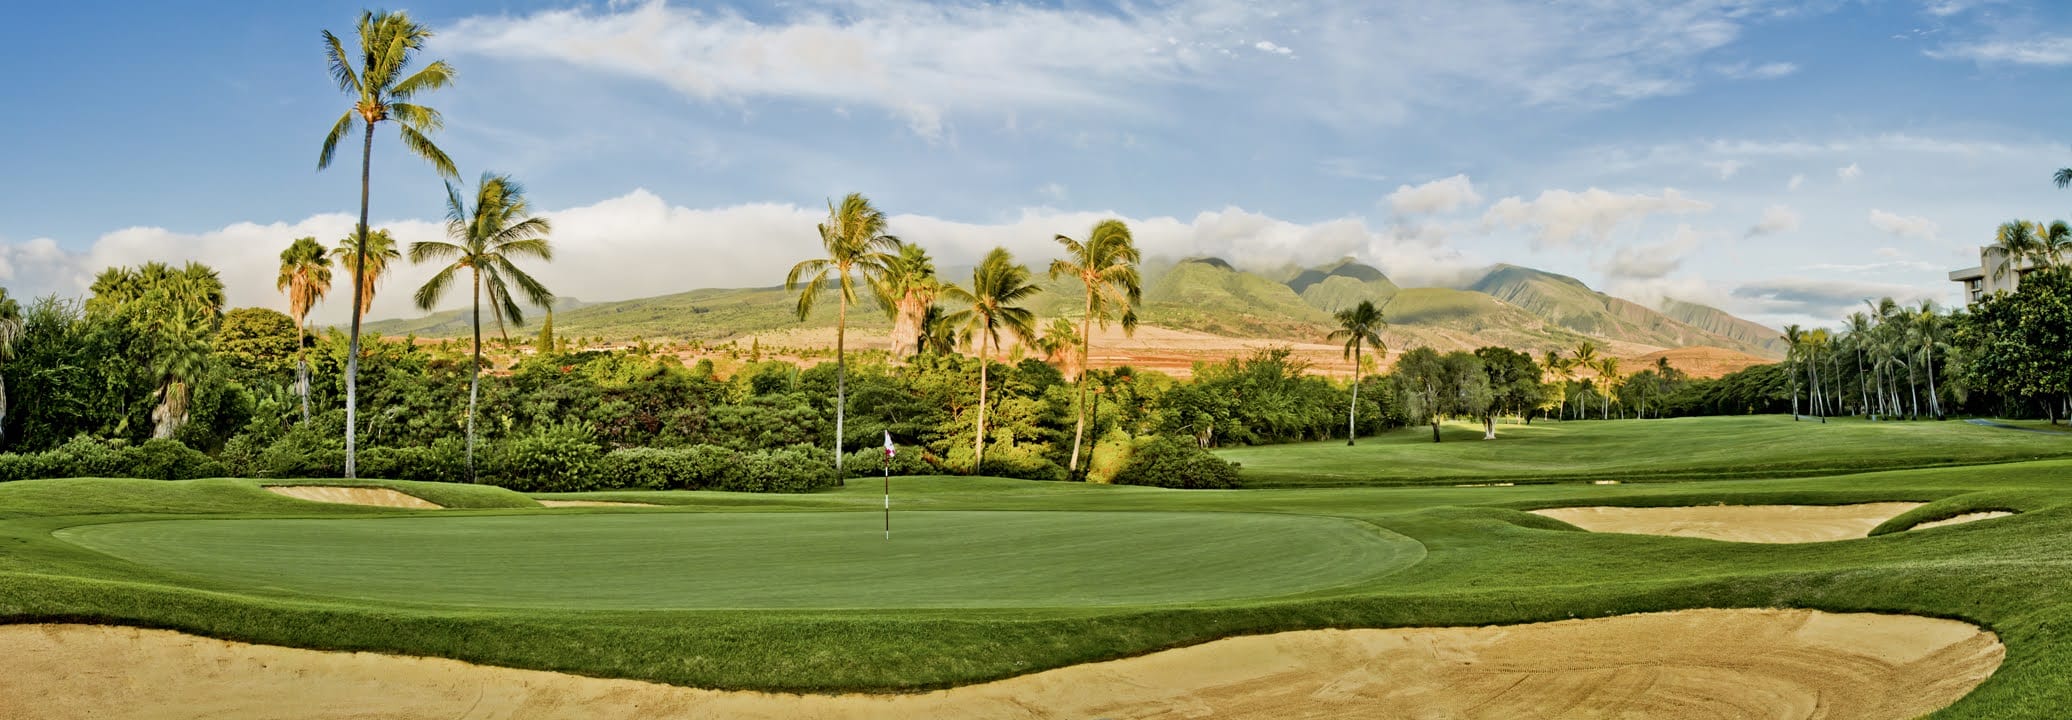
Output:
left=0, top=609, right=2000, bottom=719
left=263, top=486, right=442, bottom=509
left=536, top=500, right=661, bottom=508
left=1532, top=503, right=1925, bottom=543
left=1912, top=511, right=2017, bottom=531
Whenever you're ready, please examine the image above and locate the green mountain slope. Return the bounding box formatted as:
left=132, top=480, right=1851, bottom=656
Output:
left=1467, top=265, right=1780, bottom=358
left=1138, top=257, right=1333, bottom=337
left=1661, top=299, right=1788, bottom=356
left=363, top=285, right=888, bottom=342
left=1287, top=259, right=1400, bottom=314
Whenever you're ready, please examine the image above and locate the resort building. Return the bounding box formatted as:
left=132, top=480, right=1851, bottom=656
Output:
left=1949, top=245, right=2038, bottom=304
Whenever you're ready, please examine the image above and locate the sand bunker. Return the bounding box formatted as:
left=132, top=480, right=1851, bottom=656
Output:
left=1912, top=511, right=2017, bottom=531
left=263, top=486, right=441, bottom=509
left=1532, top=503, right=1927, bottom=543
left=0, top=609, right=1999, bottom=719
left=536, top=500, right=660, bottom=508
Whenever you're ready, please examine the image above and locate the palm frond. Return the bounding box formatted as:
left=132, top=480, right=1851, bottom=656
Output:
left=409, top=239, right=465, bottom=264
left=317, top=110, right=358, bottom=171
left=321, top=30, right=362, bottom=95
left=397, top=122, right=458, bottom=179
left=413, top=265, right=461, bottom=311
left=492, top=218, right=554, bottom=250
left=785, top=259, right=831, bottom=290
left=390, top=60, right=454, bottom=101
left=388, top=102, right=445, bottom=133
left=493, top=256, right=556, bottom=309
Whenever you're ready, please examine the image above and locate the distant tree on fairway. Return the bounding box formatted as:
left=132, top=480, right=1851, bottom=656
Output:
left=319, top=9, right=459, bottom=478
left=1396, top=347, right=1489, bottom=443
left=1326, top=300, right=1385, bottom=445
left=942, top=248, right=1041, bottom=472
left=1570, top=341, right=1599, bottom=418
left=1594, top=356, right=1621, bottom=420
left=1542, top=350, right=1573, bottom=419
left=410, top=173, right=554, bottom=482
left=277, top=237, right=333, bottom=424
left=1473, top=346, right=1542, bottom=437
left=874, top=242, right=941, bottom=357
left=1956, top=267, right=2072, bottom=423
left=1050, top=219, right=1142, bottom=475
left=1781, top=324, right=1805, bottom=418
left=0, top=288, right=19, bottom=444
left=786, top=193, right=899, bottom=480
left=332, top=229, right=401, bottom=320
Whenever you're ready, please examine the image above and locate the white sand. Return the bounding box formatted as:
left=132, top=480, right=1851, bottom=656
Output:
left=263, top=486, right=441, bottom=509
left=1912, top=511, right=2017, bottom=531
left=0, top=609, right=2000, bottom=719
left=1532, top=502, right=1925, bottom=543
left=536, top=500, right=661, bottom=507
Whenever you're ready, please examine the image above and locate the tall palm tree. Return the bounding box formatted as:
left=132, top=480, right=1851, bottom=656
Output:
left=1542, top=350, right=1572, bottom=420
left=1914, top=300, right=1946, bottom=419
left=1991, top=220, right=2048, bottom=283
left=941, top=248, right=1041, bottom=474
left=1780, top=324, right=1805, bottom=418
left=0, top=288, right=20, bottom=445
left=917, top=305, right=961, bottom=356
left=874, top=242, right=941, bottom=357
left=1594, top=356, right=1621, bottom=419
left=1049, top=219, right=1142, bottom=474
left=1571, top=341, right=1599, bottom=419
left=1844, top=312, right=1873, bottom=416
left=332, top=228, right=401, bottom=320
left=1034, top=317, right=1081, bottom=369
left=410, top=173, right=553, bottom=483
left=319, top=10, right=459, bottom=479
left=785, top=193, right=899, bottom=479
left=277, top=237, right=334, bottom=423
left=1326, top=300, right=1386, bottom=445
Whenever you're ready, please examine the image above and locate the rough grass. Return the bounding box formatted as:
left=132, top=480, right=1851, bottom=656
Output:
left=4, top=417, right=2072, bottom=717
left=1220, top=415, right=2072, bottom=487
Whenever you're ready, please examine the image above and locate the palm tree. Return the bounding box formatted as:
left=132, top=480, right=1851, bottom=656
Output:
left=277, top=237, right=334, bottom=424
left=1571, top=341, right=1599, bottom=419
left=1049, top=219, right=1142, bottom=474
left=1034, top=317, right=1081, bottom=369
left=917, top=305, right=961, bottom=356
left=320, top=10, right=459, bottom=478
left=1844, top=312, right=1873, bottom=416
left=785, top=193, right=899, bottom=480
left=90, top=262, right=226, bottom=439
left=874, top=242, right=941, bottom=357
left=1326, top=300, right=1386, bottom=445
left=1990, top=220, right=2056, bottom=283
left=1914, top=300, right=1946, bottom=419
left=410, top=173, right=554, bottom=483
left=941, top=248, right=1041, bottom=474
left=1594, top=356, right=1621, bottom=419
left=1781, top=324, right=1805, bottom=418
left=332, top=228, right=401, bottom=320
left=1542, top=350, right=1572, bottom=420
left=0, top=288, right=20, bottom=445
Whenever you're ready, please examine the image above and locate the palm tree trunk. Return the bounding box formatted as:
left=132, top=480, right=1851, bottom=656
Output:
left=834, top=291, right=847, bottom=484
left=297, top=319, right=311, bottom=424
left=1068, top=292, right=1094, bottom=471
left=1347, top=344, right=1360, bottom=446
left=1924, top=344, right=1942, bottom=418
left=1906, top=360, right=1919, bottom=419
left=974, top=336, right=989, bottom=473
left=468, top=270, right=481, bottom=484
left=344, top=121, right=373, bottom=479
left=0, top=374, right=9, bottom=446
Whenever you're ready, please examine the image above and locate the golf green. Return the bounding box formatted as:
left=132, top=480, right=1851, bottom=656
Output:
left=53, top=510, right=1421, bottom=609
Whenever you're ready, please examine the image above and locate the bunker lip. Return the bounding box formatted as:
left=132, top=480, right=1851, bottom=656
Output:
left=0, top=609, right=2001, bottom=719
left=262, top=486, right=442, bottom=509
left=1528, top=502, right=2008, bottom=543
left=1911, top=511, right=2018, bottom=531
left=535, top=500, right=661, bottom=507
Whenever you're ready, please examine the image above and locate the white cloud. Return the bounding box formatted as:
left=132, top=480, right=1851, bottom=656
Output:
left=1746, top=204, right=1800, bottom=237
left=1706, top=159, right=1745, bottom=179
left=1786, top=173, right=1805, bottom=190
left=1481, top=187, right=1712, bottom=250
left=1837, top=162, right=1862, bottom=180
left=1714, top=61, right=1798, bottom=79
left=1928, top=36, right=2072, bottom=66
left=1604, top=225, right=1703, bottom=280
left=1732, top=276, right=1939, bottom=319
left=1867, top=209, right=1940, bottom=242
left=1386, top=174, right=1482, bottom=215
left=441, top=0, right=1803, bottom=135
left=2, top=190, right=1496, bottom=323
left=1038, top=183, right=1069, bottom=203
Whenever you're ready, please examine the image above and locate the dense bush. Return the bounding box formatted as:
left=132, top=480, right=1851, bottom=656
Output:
left=358, top=438, right=469, bottom=483
left=255, top=425, right=345, bottom=478
left=602, top=445, right=737, bottom=490
left=131, top=438, right=227, bottom=480
left=484, top=422, right=605, bottom=493
left=0, top=436, right=222, bottom=481
left=842, top=445, right=936, bottom=477
left=0, top=451, right=59, bottom=481
left=1111, top=436, right=1241, bottom=489
left=727, top=445, right=838, bottom=493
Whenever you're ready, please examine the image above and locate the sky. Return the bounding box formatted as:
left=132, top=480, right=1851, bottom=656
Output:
left=3, top=0, right=2071, bottom=330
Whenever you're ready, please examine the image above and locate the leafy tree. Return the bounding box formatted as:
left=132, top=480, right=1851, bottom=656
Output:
left=1473, top=346, right=1542, bottom=437
left=1957, top=267, right=2072, bottom=422
left=89, top=262, right=226, bottom=438
left=785, top=192, right=899, bottom=478
left=942, top=248, right=1041, bottom=472
left=1326, top=300, right=1385, bottom=445
left=874, top=242, right=940, bottom=357
left=0, top=288, right=18, bottom=444
left=319, top=9, right=459, bottom=478
left=215, top=308, right=299, bottom=381
left=1033, top=317, right=1079, bottom=369
left=410, top=173, right=555, bottom=482
left=277, top=237, right=332, bottom=422
left=1395, top=347, right=1489, bottom=442
left=1049, top=219, right=1141, bottom=474
left=536, top=309, right=556, bottom=352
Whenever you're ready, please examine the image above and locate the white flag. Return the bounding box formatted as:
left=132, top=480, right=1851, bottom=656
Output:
left=883, top=430, right=896, bottom=458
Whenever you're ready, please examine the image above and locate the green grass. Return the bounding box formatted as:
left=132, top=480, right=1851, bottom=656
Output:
left=54, top=511, right=1419, bottom=610
left=1221, top=414, right=2072, bottom=487
left=5, top=416, right=2072, bottom=717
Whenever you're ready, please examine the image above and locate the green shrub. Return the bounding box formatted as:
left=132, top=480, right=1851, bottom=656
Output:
left=725, top=445, right=837, bottom=493
left=602, top=445, right=736, bottom=490
left=485, top=422, right=604, bottom=492
left=0, top=452, right=59, bottom=482
left=50, top=435, right=134, bottom=477
left=842, top=445, right=935, bottom=477
left=217, top=433, right=264, bottom=477
left=1112, top=436, right=1241, bottom=489
left=256, top=425, right=344, bottom=478
left=131, top=439, right=225, bottom=480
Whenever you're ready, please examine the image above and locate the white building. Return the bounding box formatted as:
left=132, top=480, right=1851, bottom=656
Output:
left=1949, top=246, right=2039, bottom=304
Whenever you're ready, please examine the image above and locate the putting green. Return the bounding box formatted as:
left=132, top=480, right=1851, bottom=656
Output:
left=54, top=511, right=1421, bottom=610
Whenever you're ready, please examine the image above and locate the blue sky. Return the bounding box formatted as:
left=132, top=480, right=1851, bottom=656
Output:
left=4, top=0, right=2071, bottom=329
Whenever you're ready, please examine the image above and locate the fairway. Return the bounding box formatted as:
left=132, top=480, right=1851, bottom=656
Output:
left=53, top=510, right=1420, bottom=609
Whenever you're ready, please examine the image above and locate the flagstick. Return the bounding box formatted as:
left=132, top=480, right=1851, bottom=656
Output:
left=883, top=460, right=891, bottom=540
